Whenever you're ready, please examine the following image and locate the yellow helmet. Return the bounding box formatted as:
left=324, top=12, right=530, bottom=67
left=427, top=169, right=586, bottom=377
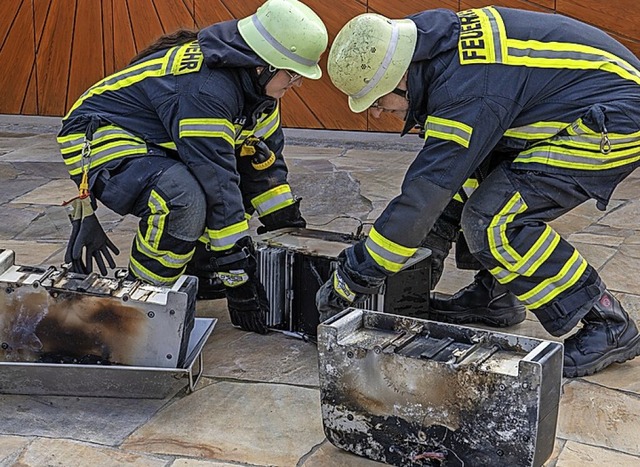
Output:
left=328, top=13, right=417, bottom=112
left=238, top=0, right=328, bottom=79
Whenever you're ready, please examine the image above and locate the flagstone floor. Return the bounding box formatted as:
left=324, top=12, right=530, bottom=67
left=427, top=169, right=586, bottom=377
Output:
left=0, top=116, right=639, bottom=466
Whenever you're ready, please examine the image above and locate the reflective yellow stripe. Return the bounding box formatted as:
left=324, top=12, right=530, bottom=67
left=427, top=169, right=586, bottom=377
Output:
left=206, top=220, right=249, bottom=251
left=504, top=121, right=570, bottom=140
left=517, top=249, right=588, bottom=309
left=488, top=192, right=527, bottom=270
left=253, top=104, right=280, bottom=140
left=129, top=256, right=185, bottom=285
left=365, top=227, right=417, bottom=273
left=179, top=118, right=235, bottom=147
left=65, top=56, right=170, bottom=118
left=425, top=116, right=474, bottom=148
left=251, top=185, right=294, bottom=216
left=457, top=7, right=507, bottom=65
left=146, top=190, right=168, bottom=249
left=506, top=38, right=640, bottom=85
left=490, top=225, right=561, bottom=284
left=453, top=178, right=479, bottom=202
left=515, top=142, right=640, bottom=170
left=157, top=141, right=177, bottom=150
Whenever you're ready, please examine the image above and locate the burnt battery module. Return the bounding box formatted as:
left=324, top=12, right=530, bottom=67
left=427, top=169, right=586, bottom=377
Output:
left=255, top=228, right=432, bottom=338
left=318, top=308, right=563, bottom=467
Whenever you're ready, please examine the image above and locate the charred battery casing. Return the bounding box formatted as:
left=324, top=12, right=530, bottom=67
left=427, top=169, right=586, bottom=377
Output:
left=255, top=228, right=431, bottom=337
left=318, top=308, right=563, bottom=467
left=0, top=249, right=195, bottom=368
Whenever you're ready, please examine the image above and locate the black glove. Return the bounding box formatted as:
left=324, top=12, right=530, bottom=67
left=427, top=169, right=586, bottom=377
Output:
left=215, top=237, right=269, bottom=334
left=69, top=198, right=119, bottom=276
left=64, top=199, right=83, bottom=264
left=316, top=250, right=384, bottom=323
left=257, top=198, right=306, bottom=234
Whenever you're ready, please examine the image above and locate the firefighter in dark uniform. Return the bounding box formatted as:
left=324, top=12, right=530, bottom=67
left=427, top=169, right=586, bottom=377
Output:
left=320, top=7, right=640, bottom=377
left=58, top=0, right=328, bottom=334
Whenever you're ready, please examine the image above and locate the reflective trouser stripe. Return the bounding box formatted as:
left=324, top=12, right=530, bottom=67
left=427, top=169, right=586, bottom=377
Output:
left=453, top=178, right=479, bottom=202
left=205, top=220, right=249, bottom=252
left=251, top=185, right=294, bottom=216
left=486, top=192, right=588, bottom=310
left=129, top=188, right=195, bottom=286
left=364, top=227, right=417, bottom=273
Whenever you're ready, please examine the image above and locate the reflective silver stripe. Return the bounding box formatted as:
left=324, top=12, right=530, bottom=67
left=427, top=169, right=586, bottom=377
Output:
left=135, top=234, right=188, bottom=268
left=63, top=140, right=147, bottom=174
left=504, top=122, right=569, bottom=140
left=253, top=111, right=280, bottom=139
left=179, top=122, right=235, bottom=142
left=251, top=14, right=317, bottom=67
left=518, top=250, right=587, bottom=310
left=352, top=23, right=399, bottom=99
left=484, top=7, right=504, bottom=63
left=426, top=118, right=473, bottom=148
left=489, top=194, right=527, bottom=268
left=146, top=192, right=166, bottom=247
left=129, top=256, right=184, bottom=286
left=492, top=226, right=561, bottom=284
left=364, top=236, right=409, bottom=265
left=254, top=192, right=294, bottom=216
left=207, top=230, right=249, bottom=251
left=508, top=47, right=640, bottom=80
left=514, top=145, right=640, bottom=169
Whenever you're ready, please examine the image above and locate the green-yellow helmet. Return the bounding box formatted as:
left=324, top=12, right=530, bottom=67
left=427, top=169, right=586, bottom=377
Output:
left=328, top=13, right=417, bottom=113
left=238, top=0, right=328, bottom=79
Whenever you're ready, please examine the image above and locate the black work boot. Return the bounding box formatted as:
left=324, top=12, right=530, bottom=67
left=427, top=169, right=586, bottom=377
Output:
left=427, top=270, right=526, bottom=327
left=563, top=290, right=640, bottom=378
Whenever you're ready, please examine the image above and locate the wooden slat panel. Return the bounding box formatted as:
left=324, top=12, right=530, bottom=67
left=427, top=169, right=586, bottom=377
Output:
left=67, top=0, right=105, bottom=112
left=127, top=0, right=165, bottom=51
left=154, top=0, right=196, bottom=32
left=527, top=0, right=556, bottom=9
left=36, top=0, right=74, bottom=116
left=112, top=1, right=137, bottom=71
left=368, top=0, right=458, bottom=17
left=33, top=0, right=50, bottom=49
left=0, top=0, right=36, bottom=114
left=102, top=0, right=116, bottom=76
left=460, top=0, right=551, bottom=12
left=21, top=63, right=39, bottom=115
left=194, top=0, right=235, bottom=26
left=281, top=90, right=324, bottom=129
left=216, top=0, right=261, bottom=20
left=557, top=0, right=640, bottom=41
left=0, top=0, right=21, bottom=50
left=284, top=0, right=367, bottom=130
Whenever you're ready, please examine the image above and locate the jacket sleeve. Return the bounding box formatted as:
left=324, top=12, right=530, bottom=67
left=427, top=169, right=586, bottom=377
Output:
left=354, top=97, right=513, bottom=278
left=236, top=103, right=295, bottom=219
left=169, top=91, right=249, bottom=253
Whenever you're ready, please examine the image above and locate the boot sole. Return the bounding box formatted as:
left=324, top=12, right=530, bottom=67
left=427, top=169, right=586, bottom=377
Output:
left=563, top=333, right=640, bottom=378
left=425, top=306, right=527, bottom=328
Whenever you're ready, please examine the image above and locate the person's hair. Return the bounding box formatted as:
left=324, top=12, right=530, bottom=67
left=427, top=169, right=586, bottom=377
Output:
left=129, top=29, right=199, bottom=65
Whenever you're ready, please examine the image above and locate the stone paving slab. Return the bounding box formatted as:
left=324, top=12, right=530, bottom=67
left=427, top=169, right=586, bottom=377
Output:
left=0, top=393, right=176, bottom=446
left=558, top=380, right=640, bottom=457
left=1, top=122, right=640, bottom=465
left=122, top=380, right=325, bottom=466
left=13, top=438, right=169, bottom=467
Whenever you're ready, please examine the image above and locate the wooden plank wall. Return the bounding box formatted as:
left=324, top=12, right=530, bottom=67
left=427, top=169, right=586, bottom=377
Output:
left=1, top=0, right=638, bottom=132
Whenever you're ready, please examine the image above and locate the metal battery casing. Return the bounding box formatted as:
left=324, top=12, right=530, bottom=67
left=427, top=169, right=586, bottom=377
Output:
left=256, top=228, right=432, bottom=337
left=318, top=308, right=563, bottom=467
left=0, top=249, right=196, bottom=368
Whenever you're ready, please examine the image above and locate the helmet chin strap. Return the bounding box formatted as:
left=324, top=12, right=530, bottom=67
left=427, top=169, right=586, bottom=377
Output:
left=257, top=65, right=279, bottom=94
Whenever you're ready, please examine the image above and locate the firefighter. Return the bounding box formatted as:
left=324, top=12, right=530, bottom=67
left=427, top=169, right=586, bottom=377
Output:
left=319, top=7, right=640, bottom=377
left=59, top=0, right=328, bottom=334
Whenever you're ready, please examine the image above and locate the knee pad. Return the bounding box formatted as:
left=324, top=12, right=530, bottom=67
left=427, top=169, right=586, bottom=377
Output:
left=155, top=164, right=206, bottom=241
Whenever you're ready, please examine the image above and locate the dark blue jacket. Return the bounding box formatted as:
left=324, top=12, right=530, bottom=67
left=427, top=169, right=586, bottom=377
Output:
left=362, top=7, right=640, bottom=277
left=58, top=20, right=293, bottom=252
